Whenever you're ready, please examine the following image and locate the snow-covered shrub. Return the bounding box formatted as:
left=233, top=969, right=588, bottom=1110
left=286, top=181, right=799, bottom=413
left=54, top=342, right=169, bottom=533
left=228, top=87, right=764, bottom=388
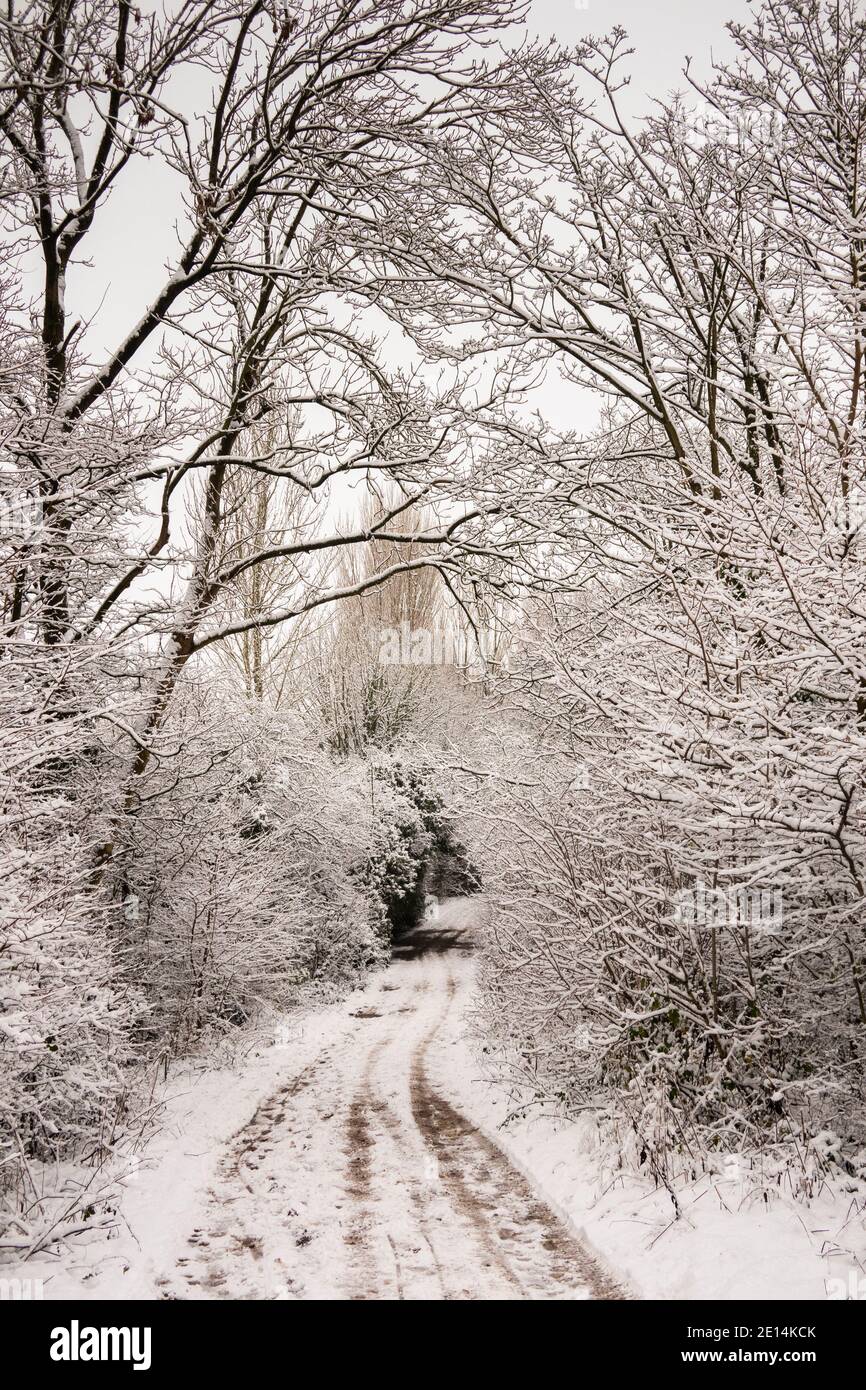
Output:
left=118, top=687, right=389, bottom=1052
left=0, top=662, right=140, bottom=1207
left=363, top=759, right=482, bottom=937
left=0, top=834, right=133, bottom=1163
left=470, top=555, right=866, bottom=1182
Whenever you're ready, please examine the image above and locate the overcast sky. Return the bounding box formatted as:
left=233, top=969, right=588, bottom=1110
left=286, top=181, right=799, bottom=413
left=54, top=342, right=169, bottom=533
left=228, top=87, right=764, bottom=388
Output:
left=531, top=0, right=753, bottom=95
left=73, top=0, right=755, bottom=368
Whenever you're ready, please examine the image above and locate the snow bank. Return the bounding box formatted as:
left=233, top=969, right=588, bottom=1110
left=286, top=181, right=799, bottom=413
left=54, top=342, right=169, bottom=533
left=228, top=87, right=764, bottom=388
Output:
left=433, top=960, right=866, bottom=1302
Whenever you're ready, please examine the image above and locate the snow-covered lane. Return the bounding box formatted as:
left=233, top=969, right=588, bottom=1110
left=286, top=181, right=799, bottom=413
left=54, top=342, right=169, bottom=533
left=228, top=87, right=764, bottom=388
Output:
left=155, top=899, right=625, bottom=1301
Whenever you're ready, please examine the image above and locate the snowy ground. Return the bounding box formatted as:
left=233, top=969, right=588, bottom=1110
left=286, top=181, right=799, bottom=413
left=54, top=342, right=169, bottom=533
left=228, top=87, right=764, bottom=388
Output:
left=11, top=899, right=866, bottom=1301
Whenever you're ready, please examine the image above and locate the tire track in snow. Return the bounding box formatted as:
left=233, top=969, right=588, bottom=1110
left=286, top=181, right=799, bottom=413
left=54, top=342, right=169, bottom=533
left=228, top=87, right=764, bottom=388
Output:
left=403, top=949, right=625, bottom=1300
left=342, top=1038, right=388, bottom=1298
left=156, top=901, right=628, bottom=1301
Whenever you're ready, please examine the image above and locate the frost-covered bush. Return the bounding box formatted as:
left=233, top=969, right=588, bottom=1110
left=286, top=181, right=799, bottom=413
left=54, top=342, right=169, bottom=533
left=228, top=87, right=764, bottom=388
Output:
left=471, top=566, right=866, bottom=1182
left=363, top=759, right=482, bottom=937
left=118, top=689, right=488, bottom=1053
left=118, top=689, right=390, bottom=1052
left=0, top=664, right=140, bottom=1206
left=0, top=827, right=136, bottom=1167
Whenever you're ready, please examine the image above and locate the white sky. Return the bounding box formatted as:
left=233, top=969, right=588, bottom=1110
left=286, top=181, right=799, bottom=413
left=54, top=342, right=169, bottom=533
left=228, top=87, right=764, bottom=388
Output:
left=69, top=0, right=755, bottom=368
left=531, top=0, right=753, bottom=96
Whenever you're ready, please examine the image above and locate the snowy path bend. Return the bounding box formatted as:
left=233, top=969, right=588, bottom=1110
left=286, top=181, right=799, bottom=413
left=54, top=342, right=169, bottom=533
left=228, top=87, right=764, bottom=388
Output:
left=158, top=900, right=625, bottom=1301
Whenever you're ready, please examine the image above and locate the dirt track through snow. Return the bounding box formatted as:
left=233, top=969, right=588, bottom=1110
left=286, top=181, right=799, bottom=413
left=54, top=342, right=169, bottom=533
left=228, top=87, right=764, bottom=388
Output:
left=157, top=900, right=625, bottom=1301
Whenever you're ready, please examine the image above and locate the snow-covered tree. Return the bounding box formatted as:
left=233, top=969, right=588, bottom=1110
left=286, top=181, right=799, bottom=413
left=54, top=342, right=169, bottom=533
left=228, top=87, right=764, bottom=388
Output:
left=377, top=0, right=866, bottom=1175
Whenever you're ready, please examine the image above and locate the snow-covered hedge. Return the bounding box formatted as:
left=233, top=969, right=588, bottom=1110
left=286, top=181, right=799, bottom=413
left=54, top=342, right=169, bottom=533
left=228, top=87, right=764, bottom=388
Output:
left=0, top=665, right=141, bottom=1212
left=117, top=691, right=395, bottom=1052
left=470, top=547, right=866, bottom=1181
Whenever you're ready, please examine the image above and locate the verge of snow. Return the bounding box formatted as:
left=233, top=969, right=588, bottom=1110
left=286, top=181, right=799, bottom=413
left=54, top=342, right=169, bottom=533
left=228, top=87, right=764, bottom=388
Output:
left=432, top=964, right=866, bottom=1302
left=8, top=994, right=368, bottom=1300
